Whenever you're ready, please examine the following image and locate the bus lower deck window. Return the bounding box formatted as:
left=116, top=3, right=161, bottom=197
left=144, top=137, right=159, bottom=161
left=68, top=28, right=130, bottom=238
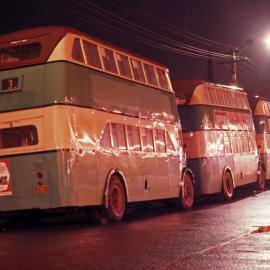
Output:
left=0, top=125, right=38, bottom=149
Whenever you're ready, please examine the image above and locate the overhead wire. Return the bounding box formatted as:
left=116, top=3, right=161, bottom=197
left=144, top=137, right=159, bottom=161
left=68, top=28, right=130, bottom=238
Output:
left=109, top=0, right=231, bottom=50
left=74, top=0, right=233, bottom=59
left=237, top=65, right=263, bottom=82
left=38, top=0, right=269, bottom=83
left=38, top=0, right=221, bottom=60
left=245, top=59, right=269, bottom=78
left=38, top=0, right=233, bottom=61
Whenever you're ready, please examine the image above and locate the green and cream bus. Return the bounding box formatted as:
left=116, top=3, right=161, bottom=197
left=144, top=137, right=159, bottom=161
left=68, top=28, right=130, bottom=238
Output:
left=173, top=79, right=262, bottom=200
left=249, top=95, right=270, bottom=187
left=0, top=26, right=194, bottom=221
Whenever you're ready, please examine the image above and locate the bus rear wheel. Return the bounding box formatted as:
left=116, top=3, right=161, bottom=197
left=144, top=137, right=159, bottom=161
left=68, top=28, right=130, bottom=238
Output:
left=106, top=175, right=126, bottom=221
left=222, top=171, right=234, bottom=200
left=181, top=173, right=194, bottom=209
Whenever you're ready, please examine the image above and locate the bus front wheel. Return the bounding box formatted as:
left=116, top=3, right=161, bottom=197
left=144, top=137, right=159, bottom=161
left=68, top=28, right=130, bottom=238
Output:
left=106, top=175, right=126, bottom=221
left=181, top=173, right=194, bottom=209
left=222, top=171, right=234, bottom=200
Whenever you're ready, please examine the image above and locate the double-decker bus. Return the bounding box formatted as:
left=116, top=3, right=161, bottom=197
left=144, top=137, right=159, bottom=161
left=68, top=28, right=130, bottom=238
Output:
left=173, top=79, right=262, bottom=200
left=0, top=26, right=194, bottom=221
left=249, top=95, right=270, bottom=187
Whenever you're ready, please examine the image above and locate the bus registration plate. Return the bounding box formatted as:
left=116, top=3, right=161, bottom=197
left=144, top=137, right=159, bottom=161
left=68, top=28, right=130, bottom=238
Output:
left=34, top=183, right=48, bottom=193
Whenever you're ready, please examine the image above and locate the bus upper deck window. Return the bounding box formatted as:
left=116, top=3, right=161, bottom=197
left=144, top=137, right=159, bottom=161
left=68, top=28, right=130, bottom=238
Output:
left=72, top=38, right=84, bottom=63
left=82, top=40, right=102, bottom=69
left=0, top=43, right=41, bottom=64
left=99, top=47, right=117, bottom=74
left=156, top=68, right=169, bottom=89
left=131, top=59, right=146, bottom=83
left=115, top=53, right=132, bottom=78
left=143, top=63, right=158, bottom=86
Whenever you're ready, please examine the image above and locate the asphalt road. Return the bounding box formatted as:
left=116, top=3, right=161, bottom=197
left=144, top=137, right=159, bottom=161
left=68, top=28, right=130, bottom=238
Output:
left=0, top=187, right=270, bottom=270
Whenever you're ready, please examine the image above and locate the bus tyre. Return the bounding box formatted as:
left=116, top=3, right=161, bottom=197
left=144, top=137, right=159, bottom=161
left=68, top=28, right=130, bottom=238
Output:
left=181, top=174, right=194, bottom=209
left=222, top=171, right=234, bottom=200
left=257, top=165, right=265, bottom=192
left=106, top=175, right=126, bottom=221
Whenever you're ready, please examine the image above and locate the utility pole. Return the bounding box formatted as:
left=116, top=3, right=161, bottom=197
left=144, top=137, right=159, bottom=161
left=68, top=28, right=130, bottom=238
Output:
left=231, top=47, right=240, bottom=85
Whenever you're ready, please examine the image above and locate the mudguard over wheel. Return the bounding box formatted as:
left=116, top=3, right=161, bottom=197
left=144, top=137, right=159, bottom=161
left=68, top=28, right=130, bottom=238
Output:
left=106, top=175, right=126, bottom=221
left=222, top=170, right=234, bottom=200
left=181, top=173, right=194, bottom=209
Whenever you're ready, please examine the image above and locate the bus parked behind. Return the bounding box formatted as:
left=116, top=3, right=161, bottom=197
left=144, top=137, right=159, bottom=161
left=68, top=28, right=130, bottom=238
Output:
left=173, top=79, right=263, bottom=200
left=249, top=95, right=270, bottom=187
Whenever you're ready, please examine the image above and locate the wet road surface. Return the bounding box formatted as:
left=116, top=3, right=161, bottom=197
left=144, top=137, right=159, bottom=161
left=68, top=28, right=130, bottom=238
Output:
left=0, top=187, right=270, bottom=270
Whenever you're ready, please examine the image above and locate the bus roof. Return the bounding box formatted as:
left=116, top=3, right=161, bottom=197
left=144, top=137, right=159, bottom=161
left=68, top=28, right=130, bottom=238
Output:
left=172, top=78, right=244, bottom=102
left=172, top=78, right=250, bottom=110
left=0, top=26, right=167, bottom=70
left=248, top=95, right=270, bottom=116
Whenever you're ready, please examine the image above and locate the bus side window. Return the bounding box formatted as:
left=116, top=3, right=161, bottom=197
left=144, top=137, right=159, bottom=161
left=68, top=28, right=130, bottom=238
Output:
left=111, top=123, right=127, bottom=150
left=156, top=68, right=169, bottom=89
left=268, top=119, right=270, bottom=133
left=155, top=130, right=166, bottom=153
left=127, top=125, right=141, bottom=151
left=130, top=59, right=146, bottom=83
left=143, top=63, right=158, bottom=86
left=267, top=103, right=270, bottom=115
left=82, top=40, right=102, bottom=69
left=166, top=132, right=176, bottom=154
left=223, top=132, right=232, bottom=153
left=100, top=124, right=112, bottom=148
left=237, top=135, right=244, bottom=153
left=243, top=135, right=249, bottom=153
left=230, top=134, right=238, bottom=153
left=99, top=47, right=117, bottom=74
left=141, top=128, right=154, bottom=152
left=248, top=136, right=256, bottom=152
left=72, top=38, right=84, bottom=63
left=115, top=53, right=132, bottom=78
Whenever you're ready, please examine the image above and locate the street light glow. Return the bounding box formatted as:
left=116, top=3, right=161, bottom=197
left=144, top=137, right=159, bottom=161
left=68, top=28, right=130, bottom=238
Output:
left=264, top=34, right=270, bottom=49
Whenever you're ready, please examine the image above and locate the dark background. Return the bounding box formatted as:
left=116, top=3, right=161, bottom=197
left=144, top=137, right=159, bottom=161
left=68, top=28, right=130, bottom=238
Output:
left=2, top=0, right=270, bottom=91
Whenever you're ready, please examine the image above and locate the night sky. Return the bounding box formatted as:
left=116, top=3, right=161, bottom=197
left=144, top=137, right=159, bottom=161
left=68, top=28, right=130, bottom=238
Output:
left=2, top=0, right=270, bottom=91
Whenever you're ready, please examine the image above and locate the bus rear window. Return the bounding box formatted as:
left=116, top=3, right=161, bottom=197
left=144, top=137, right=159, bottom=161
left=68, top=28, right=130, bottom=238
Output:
left=0, top=125, right=38, bottom=149
left=0, top=43, right=41, bottom=64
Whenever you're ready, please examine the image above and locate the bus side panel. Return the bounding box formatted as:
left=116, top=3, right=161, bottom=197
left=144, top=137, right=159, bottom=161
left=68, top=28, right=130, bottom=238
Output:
left=0, top=152, right=67, bottom=212
left=261, top=153, right=270, bottom=180
left=232, top=154, right=258, bottom=186
left=0, top=150, right=101, bottom=212
left=68, top=151, right=99, bottom=206
left=188, top=157, right=229, bottom=195
left=256, top=133, right=270, bottom=180
left=189, top=153, right=259, bottom=196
